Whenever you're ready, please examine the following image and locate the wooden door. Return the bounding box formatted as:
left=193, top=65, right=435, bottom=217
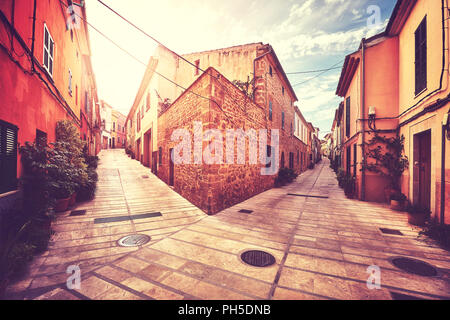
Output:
left=413, top=130, right=431, bottom=210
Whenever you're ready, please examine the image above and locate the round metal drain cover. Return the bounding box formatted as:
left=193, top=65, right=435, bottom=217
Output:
left=117, top=234, right=151, bottom=247
left=240, top=250, right=276, bottom=267
left=390, top=257, right=438, bottom=277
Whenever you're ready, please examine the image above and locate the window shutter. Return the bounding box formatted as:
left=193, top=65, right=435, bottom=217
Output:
left=345, top=97, right=350, bottom=137
left=269, top=101, right=272, bottom=121
left=415, top=17, right=427, bottom=94
left=0, top=121, right=18, bottom=193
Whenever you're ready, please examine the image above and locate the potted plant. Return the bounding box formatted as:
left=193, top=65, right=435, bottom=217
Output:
left=51, top=179, right=73, bottom=212
left=275, top=168, right=298, bottom=187
left=406, top=204, right=431, bottom=226
left=364, top=134, right=409, bottom=203
left=343, top=174, right=356, bottom=199
left=390, top=192, right=407, bottom=211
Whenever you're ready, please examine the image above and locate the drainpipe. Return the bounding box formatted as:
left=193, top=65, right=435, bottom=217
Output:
left=30, top=0, right=37, bottom=72
left=442, top=112, right=449, bottom=224
left=10, top=0, right=15, bottom=52
left=361, top=38, right=366, bottom=201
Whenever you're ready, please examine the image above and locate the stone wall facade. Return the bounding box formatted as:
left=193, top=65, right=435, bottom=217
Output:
left=158, top=67, right=308, bottom=214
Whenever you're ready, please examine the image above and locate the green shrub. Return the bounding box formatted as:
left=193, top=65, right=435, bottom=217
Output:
left=276, top=168, right=298, bottom=186
left=419, top=222, right=450, bottom=250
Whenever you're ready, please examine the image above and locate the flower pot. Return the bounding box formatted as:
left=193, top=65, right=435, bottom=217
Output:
left=69, top=192, right=77, bottom=207
left=54, top=197, right=70, bottom=213
left=407, top=212, right=428, bottom=226
left=390, top=200, right=405, bottom=211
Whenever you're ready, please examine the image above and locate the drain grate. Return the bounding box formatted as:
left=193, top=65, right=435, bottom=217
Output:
left=380, top=228, right=403, bottom=236
left=390, top=257, right=438, bottom=277
left=117, top=234, right=151, bottom=247
left=70, top=210, right=86, bottom=216
left=142, top=175, right=149, bottom=179
left=94, top=212, right=162, bottom=224
left=239, top=209, right=253, bottom=214
left=287, top=193, right=329, bottom=199
left=240, top=250, right=276, bottom=267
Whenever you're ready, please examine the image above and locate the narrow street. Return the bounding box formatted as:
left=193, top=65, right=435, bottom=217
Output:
left=6, top=149, right=450, bottom=300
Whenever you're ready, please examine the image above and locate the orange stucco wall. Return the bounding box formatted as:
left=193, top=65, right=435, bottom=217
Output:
left=397, top=0, right=450, bottom=223
left=0, top=0, right=96, bottom=179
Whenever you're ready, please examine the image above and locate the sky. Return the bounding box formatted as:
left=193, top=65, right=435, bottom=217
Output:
left=86, top=0, right=397, bottom=138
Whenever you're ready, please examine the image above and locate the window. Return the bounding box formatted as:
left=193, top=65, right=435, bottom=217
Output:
left=137, top=111, right=140, bottom=131
left=345, top=97, right=350, bottom=137
left=281, top=111, right=285, bottom=130
left=36, top=129, right=47, bottom=147
left=269, top=101, right=273, bottom=121
left=68, top=69, right=72, bottom=95
left=269, top=66, right=273, bottom=77
left=281, top=152, right=285, bottom=168
left=43, top=24, right=54, bottom=76
left=346, top=146, right=351, bottom=175
left=282, top=87, right=285, bottom=95
left=297, top=151, right=299, bottom=165
left=0, top=120, right=18, bottom=193
left=113, top=122, right=115, bottom=132
left=289, top=152, right=294, bottom=169
left=415, top=17, right=427, bottom=95
left=158, top=147, right=162, bottom=165
left=353, top=144, right=357, bottom=177
left=146, top=92, right=151, bottom=111
left=266, top=145, right=271, bottom=168
left=84, top=91, right=88, bottom=113
left=195, top=60, right=200, bottom=76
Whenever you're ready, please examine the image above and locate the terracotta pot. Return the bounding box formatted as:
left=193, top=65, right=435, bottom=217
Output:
left=407, top=212, right=428, bottom=226
left=390, top=200, right=405, bottom=211
left=69, top=193, right=77, bottom=206
left=54, top=197, right=70, bottom=213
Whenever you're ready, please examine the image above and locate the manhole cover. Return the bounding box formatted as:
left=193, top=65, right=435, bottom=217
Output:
left=117, top=234, right=151, bottom=247
left=142, top=175, right=149, bottom=179
left=239, top=209, right=253, bottom=214
left=390, top=257, right=438, bottom=277
left=240, top=250, right=276, bottom=267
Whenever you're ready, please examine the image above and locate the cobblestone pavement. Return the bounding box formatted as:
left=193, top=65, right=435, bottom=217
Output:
left=6, top=149, right=450, bottom=300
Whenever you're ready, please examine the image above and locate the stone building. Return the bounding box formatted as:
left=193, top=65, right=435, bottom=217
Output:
left=127, top=43, right=317, bottom=214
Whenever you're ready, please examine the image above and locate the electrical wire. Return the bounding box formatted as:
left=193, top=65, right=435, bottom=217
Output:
left=292, top=60, right=344, bottom=87
left=286, top=66, right=342, bottom=75
left=58, top=1, right=241, bottom=126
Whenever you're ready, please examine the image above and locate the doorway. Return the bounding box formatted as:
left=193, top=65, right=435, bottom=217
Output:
left=152, top=151, right=158, bottom=175
left=144, top=129, right=151, bottom=168
left=169, top=148, right=174, bottom=186
left=136, top=138, right=141, bottom=163
left=413, top=130, right=431, bottom=210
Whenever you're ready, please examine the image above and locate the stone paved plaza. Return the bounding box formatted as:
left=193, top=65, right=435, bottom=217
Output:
left=5, top=149, right=450, bottom=300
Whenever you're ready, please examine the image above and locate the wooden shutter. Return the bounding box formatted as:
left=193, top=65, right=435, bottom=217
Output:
left=415, top=17, right=427, bottom=95
left=345, top=97, right=350, bottom=137
left=0, top=120, right=18, bottom=193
